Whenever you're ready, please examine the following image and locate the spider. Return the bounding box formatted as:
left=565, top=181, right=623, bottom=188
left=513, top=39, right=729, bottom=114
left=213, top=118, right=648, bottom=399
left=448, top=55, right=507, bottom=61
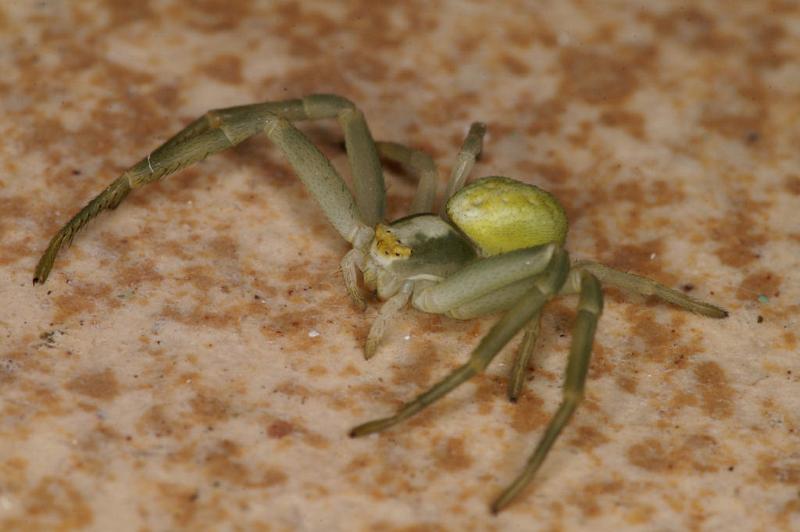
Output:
left=33, top=94, right=728, bottom=513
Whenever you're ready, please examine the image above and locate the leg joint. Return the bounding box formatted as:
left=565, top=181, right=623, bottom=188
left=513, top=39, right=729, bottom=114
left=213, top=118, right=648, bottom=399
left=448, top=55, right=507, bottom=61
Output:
left=204, top=110, right=223, bottom=128
left=302, top=93, right=356, bottom=119
left=262, top=114, right=287, bottom=137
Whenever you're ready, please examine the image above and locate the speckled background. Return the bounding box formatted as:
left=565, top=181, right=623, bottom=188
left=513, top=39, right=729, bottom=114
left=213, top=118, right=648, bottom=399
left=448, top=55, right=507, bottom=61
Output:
left=1, top=1, right=799, bottom=531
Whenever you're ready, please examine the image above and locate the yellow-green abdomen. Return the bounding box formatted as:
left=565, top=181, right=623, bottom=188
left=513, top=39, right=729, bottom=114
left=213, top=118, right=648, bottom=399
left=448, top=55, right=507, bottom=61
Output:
left=446, top=176, right=568, bottom=256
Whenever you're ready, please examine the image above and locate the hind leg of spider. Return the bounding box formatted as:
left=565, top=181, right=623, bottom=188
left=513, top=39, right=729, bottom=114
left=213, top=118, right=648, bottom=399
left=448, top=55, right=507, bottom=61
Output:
left=349, top=248, right=569, bottom=437
left=573, top=260, right=727, bottom=318
left=508, top=311, right=542, bottom=402
left=491, top=271, right=603, bottom=513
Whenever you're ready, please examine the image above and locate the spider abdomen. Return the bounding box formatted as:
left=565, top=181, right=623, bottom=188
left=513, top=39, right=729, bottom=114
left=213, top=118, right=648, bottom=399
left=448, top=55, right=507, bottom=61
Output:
left=446, top=176, right=568, bottom=256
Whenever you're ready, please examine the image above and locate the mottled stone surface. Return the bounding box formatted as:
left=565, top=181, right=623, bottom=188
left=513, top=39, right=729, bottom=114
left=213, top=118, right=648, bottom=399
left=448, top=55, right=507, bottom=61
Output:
left=1, top=1, right=799, bottom=530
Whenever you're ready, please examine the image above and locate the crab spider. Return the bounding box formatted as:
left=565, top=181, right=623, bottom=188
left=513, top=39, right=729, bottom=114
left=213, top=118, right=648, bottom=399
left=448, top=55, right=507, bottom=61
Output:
left=33, top=94, right=728, bottom=513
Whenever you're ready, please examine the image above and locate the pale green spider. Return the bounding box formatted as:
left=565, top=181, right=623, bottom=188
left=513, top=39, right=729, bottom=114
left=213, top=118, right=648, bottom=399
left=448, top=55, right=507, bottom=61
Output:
left=34, top=94, right=728, bottom=512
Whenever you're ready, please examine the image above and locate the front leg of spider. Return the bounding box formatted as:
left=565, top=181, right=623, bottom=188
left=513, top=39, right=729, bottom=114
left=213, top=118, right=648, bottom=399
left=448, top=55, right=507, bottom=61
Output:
left=33, top=94, right=382, bottom=286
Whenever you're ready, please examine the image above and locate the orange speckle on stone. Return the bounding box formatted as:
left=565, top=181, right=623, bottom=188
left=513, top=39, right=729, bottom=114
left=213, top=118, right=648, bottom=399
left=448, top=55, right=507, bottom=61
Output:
left=261, top=467, right=288, bottom=488
left=589, top=341, right=615, bottom=379
left=694, top=361, right=734, bottom=419
left=21, top=477, right=94, bottom=529
left=559, top=47, right=649, bottom=105
left=498, top=53, right=530, bottom=76
left=200, top=54, right=244, bottom=85
left=736, top=269, right=782, bottom=301
left=782, top=331, right=797, bottom=351
left=267, top=419, right=294, bottom=439
left=189, top=393, right=229, bottom=423
left=204, top=439, right=250, bottom=486
left=105, top=0, right=155, bottom=28
left=627, top=438, right=672, bottom=473
left=628, top=434, right=731, bottom=473
left=136, top=404, right=175, bottom=438
left=433, top=437, right=473, bottom=472
left=369, top=522, right=448, bottom=532
left=758, top=453, right=800, bottom=486
left=509, top=390, right=548, bottom=434
left=625, top=503, right=656, bottom=525
left=156, top=482, right=200, bottom=528
left=600, top=109, right=646, bottom=140
left=569, top=425, right=611, bottom=451
left=390, top=339, right=436, bottom=389
left=53, top=282, right=119, bottom=323
left=709, top=196, right=771, bottom=268
left=646, top=6, right=737, bottom=52
left=785, top=175, right=800, bottom=195
left=65, top=368, right=120, bottom=401
left=568, top=479, right=624, bottom=517
left=0, top=457, right=28, bottom=492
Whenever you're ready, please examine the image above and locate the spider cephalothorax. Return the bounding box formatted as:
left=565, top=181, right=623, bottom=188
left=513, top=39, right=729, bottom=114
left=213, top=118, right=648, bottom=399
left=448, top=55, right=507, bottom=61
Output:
left=33, top=94, right=727, bottom=513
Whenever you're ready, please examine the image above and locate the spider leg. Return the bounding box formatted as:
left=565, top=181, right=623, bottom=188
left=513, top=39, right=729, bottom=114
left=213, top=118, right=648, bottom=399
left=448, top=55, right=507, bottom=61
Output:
left=573, top=260, right=728, bottom=318
left=375, top=141, right=439, bottom=215
left=439, top=274, right=544, bottom=401
left=508, top=311, right=542, bottom=402
left=34, top=122, right=242, bottom=284
left=420, top=270, right=544, bottom=401
left=412, top=244, right=556, bottom=315
left=365, top=280, right=413, bottom=359
left=441, top=121, right=487, bottom=214
left=340, top=248, right=367, bottom=310
left=445, top=275, right=540, bottom=319
left=491, top=271, right=602, bottom=513
left=373, top=121, right=484, bottom=217
left=300, top=95, right=385, bottom=226
left=34, top=95, right=383, bottom=284
left=360, top=246, right=555, bottom=358
left=349, top=247, right=569, bottom=437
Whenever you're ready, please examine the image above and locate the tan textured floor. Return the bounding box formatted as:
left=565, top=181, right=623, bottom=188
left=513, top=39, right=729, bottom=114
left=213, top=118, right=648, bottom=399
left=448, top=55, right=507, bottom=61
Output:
left=1, top=1, right=799, bottom=531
